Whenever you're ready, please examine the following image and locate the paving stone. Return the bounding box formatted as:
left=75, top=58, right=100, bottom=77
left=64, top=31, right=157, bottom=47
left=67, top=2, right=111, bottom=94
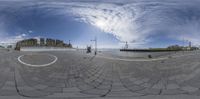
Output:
left=181, top=86, right=199, bottom=92
left=166, top=83, right=180, bottom=89
left=1, top=50, right=200, bottom=98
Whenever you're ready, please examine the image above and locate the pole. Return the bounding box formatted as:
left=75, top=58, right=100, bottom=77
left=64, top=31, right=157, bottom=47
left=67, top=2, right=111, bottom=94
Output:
left=95, top=37, right=97, bottom=55
left=183, top=38, right=185, bottom=54
left=91, top=37, right=97, bottom=55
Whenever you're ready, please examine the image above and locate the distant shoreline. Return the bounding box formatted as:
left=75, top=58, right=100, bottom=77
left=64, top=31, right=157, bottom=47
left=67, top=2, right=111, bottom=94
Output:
left=120, top=49, right=182, bottom=52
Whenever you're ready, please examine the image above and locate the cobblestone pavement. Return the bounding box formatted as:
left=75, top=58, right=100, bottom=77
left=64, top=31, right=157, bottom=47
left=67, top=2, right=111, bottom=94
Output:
left=1, top=50, right=200, bottom=99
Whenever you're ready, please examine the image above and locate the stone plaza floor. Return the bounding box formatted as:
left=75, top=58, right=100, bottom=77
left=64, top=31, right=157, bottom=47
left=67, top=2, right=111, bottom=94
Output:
left=1, top=49, right=200, bottom=99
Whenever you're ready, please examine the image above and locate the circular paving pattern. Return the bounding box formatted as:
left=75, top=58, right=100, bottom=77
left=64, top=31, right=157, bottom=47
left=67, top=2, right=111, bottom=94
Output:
left=18, top=53, right=57, bottom=67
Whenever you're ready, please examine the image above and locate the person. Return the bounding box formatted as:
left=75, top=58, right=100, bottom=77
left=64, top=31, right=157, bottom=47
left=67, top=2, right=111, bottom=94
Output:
left=86, top=46, right=91, bottom=53
left=148, top=54, right=152, bottom=58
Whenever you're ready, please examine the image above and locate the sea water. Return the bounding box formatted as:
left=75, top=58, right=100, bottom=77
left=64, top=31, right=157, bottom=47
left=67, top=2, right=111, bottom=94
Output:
left=98, top=49, right=176, bottom=59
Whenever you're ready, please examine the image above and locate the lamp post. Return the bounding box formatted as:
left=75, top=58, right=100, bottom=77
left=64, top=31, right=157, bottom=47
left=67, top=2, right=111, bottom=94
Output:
left=91, top=37, right=97, bottom=55
left=125, top=41, right=128, bottom=49
left=183, top=38, right=185, bottom=54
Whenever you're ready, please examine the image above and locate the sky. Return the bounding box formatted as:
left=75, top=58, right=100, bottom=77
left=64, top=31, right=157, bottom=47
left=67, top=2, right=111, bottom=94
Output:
left=0, top=0, right=200, bottom=48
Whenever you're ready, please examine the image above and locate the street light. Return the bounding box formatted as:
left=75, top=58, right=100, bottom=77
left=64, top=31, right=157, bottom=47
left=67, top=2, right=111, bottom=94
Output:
left=91, top=37, right=97, bottom=55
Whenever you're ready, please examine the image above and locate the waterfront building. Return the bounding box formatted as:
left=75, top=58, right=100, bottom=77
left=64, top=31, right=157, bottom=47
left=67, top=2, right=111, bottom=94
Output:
left=15, top=38, right=72, bottom=50
left=40, top=38, right=45, bottom=46
left=46, top=38, right=56, bottom=46
left=56, top=39, right=64, bottom=47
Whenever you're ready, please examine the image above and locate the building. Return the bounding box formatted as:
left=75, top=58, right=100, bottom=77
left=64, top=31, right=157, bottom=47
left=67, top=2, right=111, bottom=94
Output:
left=56, top=39, right=64, bottom=47
left=15, top=39, right=37, bottom=50
left=15, top=38, right=72, bottom=50
left=189, top=41, right=192, bottom=48
left=40, top=38, right=45, bottom=46
left=46, top=38, right=56, bottom=46
left=167, top=45, right=182, bottom=50
left=16, top=39, right=37, bottom=47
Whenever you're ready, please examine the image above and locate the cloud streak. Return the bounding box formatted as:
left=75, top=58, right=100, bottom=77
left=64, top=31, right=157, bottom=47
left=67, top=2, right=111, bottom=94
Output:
left=0, top=33, right=28, bottom=44
left=49, top=0, right=200, bottom=45
left=1, top=0, right=200, bottom=46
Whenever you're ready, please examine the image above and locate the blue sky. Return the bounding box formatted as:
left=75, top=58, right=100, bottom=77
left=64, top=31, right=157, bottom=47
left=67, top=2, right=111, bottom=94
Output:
left=0, top=0, right=200, bottom=48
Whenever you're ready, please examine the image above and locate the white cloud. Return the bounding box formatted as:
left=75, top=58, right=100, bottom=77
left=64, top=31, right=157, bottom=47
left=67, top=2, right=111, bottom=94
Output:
left=58, top=1, right=200, bottom=46
left=2, top=0, right=200, bottom=47
left=28, top=30, right=33, bottom=34
left=67, top=3, right=142, bottom=43
left=0, top=33, right=28, bottom=44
